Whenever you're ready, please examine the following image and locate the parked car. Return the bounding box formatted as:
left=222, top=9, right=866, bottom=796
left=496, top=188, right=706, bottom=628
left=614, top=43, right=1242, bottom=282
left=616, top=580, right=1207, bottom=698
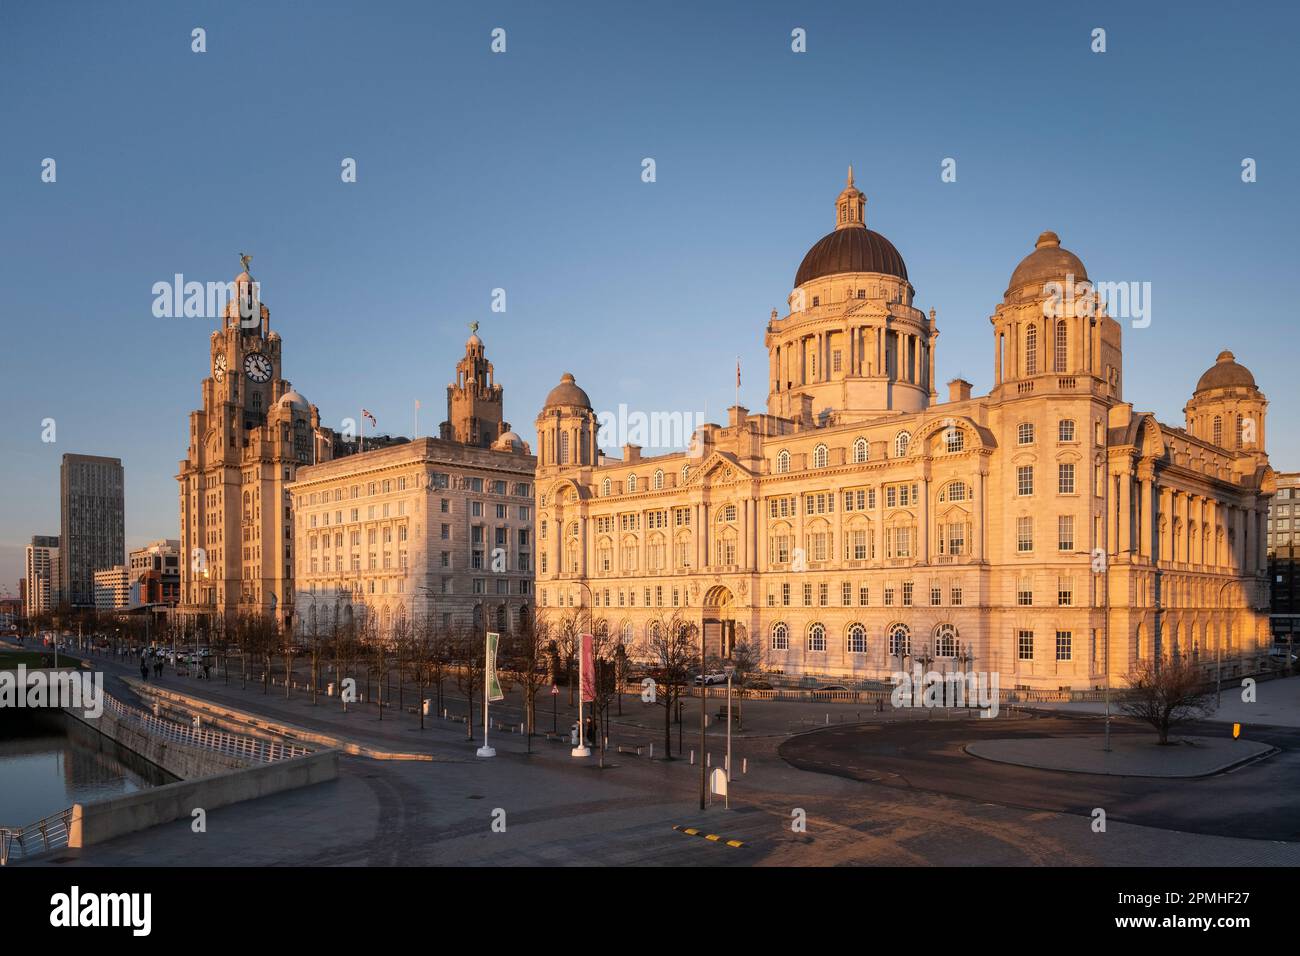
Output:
left=816, top=684, right=850, bottom=692
left=746, top=680, right=774, bottom=691
left=693, top=672, right=729, bottom=686
left=1268, top=647, right=1298, bottom=664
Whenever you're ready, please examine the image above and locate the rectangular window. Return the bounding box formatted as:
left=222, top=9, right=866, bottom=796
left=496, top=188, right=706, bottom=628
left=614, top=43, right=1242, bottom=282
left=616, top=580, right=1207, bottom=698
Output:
left=803, top=583, right=813, bottom=606
left=950, top=586, right=962, bottom=606
left=1017, top=584, right=1033, bottom=606
left=1058, top=463, right=1075, bottom=495
left=1017, top=516, right=1033, bottom=552
left=902, top=582, right=913, bottom=606
left=1058, top=419, right=1075, bottom=442
left=930, top=586, right=942, bottom=606
left=1058, top=578, right=1073, bottom=606
left=1058, top=515, right=1074, bottom=551
left=1056, top=631, right=1072, bottom=661
left=1017, top=465, right=1034, bottom=496
left=858, top=584, right=869, bottom=606
left=1018, top=630, right=1034, bottom=660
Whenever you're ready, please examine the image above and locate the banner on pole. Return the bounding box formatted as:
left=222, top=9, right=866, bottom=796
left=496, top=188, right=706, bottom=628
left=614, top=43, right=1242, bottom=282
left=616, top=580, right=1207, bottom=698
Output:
left=486, top=631, right=504, bottom=702
left=580, top=632, right=595, bottom=703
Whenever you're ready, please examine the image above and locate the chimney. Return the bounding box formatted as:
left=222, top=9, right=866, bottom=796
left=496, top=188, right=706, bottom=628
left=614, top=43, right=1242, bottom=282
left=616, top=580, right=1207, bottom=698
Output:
left=948, top=378, right=972, bottom=403
left=622, top=444, right=642, bottom=463
left=728, top=405, right=749, bottom=429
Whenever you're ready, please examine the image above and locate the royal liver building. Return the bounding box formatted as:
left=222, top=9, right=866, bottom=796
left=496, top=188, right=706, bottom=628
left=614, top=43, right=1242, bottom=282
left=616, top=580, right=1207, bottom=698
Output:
left=534, top=171, right=1276, bottom=689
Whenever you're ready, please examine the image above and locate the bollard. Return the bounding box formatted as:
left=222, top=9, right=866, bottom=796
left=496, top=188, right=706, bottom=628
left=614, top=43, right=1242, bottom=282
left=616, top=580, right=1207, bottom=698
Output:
left=649, top=743, right=654, bottom=759
left=706, top=752, right=711, bottom=767
left=690, top=750, right=695, bottom=765
left=825, top=713, right=829, bottom=725
left=742, top=757, right=748, bottom=775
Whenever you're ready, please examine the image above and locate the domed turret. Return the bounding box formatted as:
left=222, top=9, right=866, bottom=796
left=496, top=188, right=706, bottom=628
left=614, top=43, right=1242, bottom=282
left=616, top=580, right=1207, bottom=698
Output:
left=544, top=372, right=592, bottom=409
left=1195, top=350, right=1257, bottom=394
left=536, top=373, right=598, bottom=469
left=794, top=166, right=908, bottom=287
left=1006, top=231, right=1088, bottom=296
left=1184, top=351, right=1266, bottom=453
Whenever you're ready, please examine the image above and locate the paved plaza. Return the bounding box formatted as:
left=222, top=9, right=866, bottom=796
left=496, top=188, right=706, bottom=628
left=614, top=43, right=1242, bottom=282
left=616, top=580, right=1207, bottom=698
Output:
left=20, top=649, right=1300, bottom=867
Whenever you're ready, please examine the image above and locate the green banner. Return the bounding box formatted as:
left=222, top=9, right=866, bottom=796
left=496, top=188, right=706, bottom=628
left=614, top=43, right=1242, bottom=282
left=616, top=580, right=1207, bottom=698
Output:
left=486, top=631, right=503, bottom=702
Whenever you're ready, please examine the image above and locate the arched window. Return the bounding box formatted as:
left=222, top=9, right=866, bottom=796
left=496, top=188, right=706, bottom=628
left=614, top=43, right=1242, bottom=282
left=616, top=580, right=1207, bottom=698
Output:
left=601, top=477, right=611, bottom=496
left=1212, top=415, right=1223, bottom=446
left=934, top=623, right=958, bottom=658
left=894, top=431, right=911, bottom=458
left=776, top=450, right=791, bottom=474
left=627, top=474, right=637, bottom=493
left=648, top=621, right=662, bottom=643
left=622, top=621, right=634, bottom=644
left=807, top=623, right=827, bottom=652
left=813, top=444, right=828, bottom=468
left=1054, top=321, right=1067, bottom=372
left=852, top=438, right=868, bottom=463
left=940, top=480, right=968, bottom=503
left=653, top=469, right=664, bottom=490
left=681, top=465, right=690, bottom=483
left=1025, top=325, right=1038, bottom=375
left=771, top=622, right=789, bottom=650
left=888, top=623, right=911, bottom=657
left=847, top=623, right=867, bottom=654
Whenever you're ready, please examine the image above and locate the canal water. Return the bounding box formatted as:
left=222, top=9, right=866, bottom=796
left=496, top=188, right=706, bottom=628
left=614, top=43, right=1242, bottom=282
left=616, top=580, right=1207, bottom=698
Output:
left=0, top=711, right=176, bottom=827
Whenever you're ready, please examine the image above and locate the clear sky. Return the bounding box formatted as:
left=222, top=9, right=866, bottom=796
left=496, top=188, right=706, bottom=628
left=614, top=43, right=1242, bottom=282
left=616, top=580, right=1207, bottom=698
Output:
left=1, top=0, right=1297, bottom=593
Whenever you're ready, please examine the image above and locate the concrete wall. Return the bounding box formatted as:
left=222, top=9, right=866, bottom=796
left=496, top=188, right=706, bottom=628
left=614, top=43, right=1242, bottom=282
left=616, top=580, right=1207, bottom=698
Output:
left=68, top=749, right=338, bottom=848
left=64, top=702, right=252, bottom=780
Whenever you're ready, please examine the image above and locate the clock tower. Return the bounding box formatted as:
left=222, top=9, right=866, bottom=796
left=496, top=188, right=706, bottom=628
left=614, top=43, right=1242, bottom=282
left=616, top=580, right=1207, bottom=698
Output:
left=176, top=262, right=335, bottom=630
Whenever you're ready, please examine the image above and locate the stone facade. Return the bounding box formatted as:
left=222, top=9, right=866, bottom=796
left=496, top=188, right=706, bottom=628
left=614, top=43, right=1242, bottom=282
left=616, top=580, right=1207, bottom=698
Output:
left=175, top=268, right=335, bottom=628
left=289, top=332, right=536, bottom=638
left=534, top=173, right=1276, bottom=689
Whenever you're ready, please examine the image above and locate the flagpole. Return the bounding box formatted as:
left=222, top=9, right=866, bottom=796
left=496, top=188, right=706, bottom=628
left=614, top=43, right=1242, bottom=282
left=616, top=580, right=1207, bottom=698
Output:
left=572, top=631, right=590, bottom=756
left=360, top=408, right=365, bottom=454
left=478, top=627, right=496, bottom=757
left=413, top=400, right=419, bottom=439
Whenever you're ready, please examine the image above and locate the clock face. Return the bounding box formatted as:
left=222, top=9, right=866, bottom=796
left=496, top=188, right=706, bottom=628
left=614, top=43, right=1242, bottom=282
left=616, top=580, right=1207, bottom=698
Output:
left=213, top=353, right=227, bottom=382
left=244, top=352, right=272, bottom=384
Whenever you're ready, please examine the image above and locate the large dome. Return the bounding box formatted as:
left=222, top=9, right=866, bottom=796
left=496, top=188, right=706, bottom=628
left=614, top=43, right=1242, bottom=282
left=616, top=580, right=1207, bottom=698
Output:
left=1007, top=231, right=1087, bottom=294
left=544, top=372, right=591, bottom=409
left=1195, top=350, right=1256, bottom=393
left=795, top=227, right=908, bottom=287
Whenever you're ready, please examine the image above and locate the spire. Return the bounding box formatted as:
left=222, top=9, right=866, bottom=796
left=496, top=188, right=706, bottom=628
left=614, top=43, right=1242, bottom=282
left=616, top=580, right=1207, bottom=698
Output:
left=835, top=167, right=866, bottom=230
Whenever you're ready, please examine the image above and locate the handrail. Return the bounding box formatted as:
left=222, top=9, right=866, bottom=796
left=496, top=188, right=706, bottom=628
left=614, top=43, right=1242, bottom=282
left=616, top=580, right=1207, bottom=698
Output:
left=98, top=692, right=311, bottom=763
left=0, top=808, right=73, bottom=866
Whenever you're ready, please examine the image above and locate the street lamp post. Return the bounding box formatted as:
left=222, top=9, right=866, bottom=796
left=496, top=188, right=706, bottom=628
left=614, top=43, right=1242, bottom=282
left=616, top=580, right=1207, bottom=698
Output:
left=572, top=582, right=594, bottom=758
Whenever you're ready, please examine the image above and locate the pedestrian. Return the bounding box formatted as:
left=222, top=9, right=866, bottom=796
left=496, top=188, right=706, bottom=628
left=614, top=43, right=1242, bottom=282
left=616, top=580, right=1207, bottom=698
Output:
left=140, top=658, right=149, bottom=682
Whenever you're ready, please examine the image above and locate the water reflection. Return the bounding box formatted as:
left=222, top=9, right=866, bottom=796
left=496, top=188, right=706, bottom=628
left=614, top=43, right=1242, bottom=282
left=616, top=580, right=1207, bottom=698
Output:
left=0, top=711, right=176, bottom=826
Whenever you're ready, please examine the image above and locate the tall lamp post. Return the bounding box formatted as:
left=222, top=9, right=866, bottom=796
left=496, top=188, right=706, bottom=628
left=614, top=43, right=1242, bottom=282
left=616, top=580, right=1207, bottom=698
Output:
left=573, top=581, right=594, bottom=757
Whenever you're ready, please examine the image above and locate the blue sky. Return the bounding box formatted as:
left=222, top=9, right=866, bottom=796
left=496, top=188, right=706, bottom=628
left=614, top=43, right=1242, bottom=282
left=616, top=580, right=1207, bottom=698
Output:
left=1, top=0, right=1297, bottom=592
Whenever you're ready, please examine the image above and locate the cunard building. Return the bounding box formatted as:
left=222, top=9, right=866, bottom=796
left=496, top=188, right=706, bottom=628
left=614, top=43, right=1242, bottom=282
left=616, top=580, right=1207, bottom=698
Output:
left=534, top=171, right=1276, bottom=689
left=176, top=263, right=335, bottom=629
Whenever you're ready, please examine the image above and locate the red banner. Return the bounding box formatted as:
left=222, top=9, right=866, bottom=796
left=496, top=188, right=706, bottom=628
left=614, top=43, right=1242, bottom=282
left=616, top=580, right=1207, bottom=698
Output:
left=580, top=632, right=595, bottom=703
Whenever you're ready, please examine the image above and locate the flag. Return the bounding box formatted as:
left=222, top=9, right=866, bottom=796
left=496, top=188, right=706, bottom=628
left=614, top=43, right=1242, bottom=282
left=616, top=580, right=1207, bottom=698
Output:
left=580, top=632, right=595, bottom=703
left=362, top=409, right=377, bottom=427
left=485, top=631, right=503, bottom=702
left=736, top=358, right=741, bottom=388
left=414, top=399, right=421, bottom=410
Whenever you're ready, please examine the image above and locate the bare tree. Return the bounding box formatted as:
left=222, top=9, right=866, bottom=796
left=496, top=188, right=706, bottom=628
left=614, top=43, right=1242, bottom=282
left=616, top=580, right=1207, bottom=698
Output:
left=1120, top=656, right=1216, bottom=744
left=729, top=632, right=767, bottom=730
left=504, top=615, right=550, bottom=753
left=552, top=606, right=583, bottom=706
left=635, top=610, right=700, bottom=760
left=452, top=625, right=486, bottom=741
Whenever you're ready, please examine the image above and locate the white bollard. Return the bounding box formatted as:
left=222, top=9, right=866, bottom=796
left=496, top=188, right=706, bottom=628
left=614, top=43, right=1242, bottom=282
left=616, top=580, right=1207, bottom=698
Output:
left=706, top=752, right=711, bottom=767
left=742, top=757, right=748, bottom=775
left=690, top=750, right=695, bottom=765
left=649, top=743, right=654, bottom=759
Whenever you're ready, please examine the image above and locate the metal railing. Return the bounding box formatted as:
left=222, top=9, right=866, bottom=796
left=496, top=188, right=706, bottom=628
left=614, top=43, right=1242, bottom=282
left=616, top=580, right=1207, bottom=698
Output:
left=101, top=692, right=311, bottom=763
left=0, top=808, right=73, bottom=866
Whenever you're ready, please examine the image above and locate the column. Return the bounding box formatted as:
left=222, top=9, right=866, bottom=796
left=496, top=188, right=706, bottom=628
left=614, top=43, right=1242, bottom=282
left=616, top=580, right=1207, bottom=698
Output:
left=976, top=470, right=986, bottom=561
left=1138, top=473, right=1154, bottom=561
left=919, top=476, right=930, bottom=563
left=1119, top=470, right=1132, bottom=556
